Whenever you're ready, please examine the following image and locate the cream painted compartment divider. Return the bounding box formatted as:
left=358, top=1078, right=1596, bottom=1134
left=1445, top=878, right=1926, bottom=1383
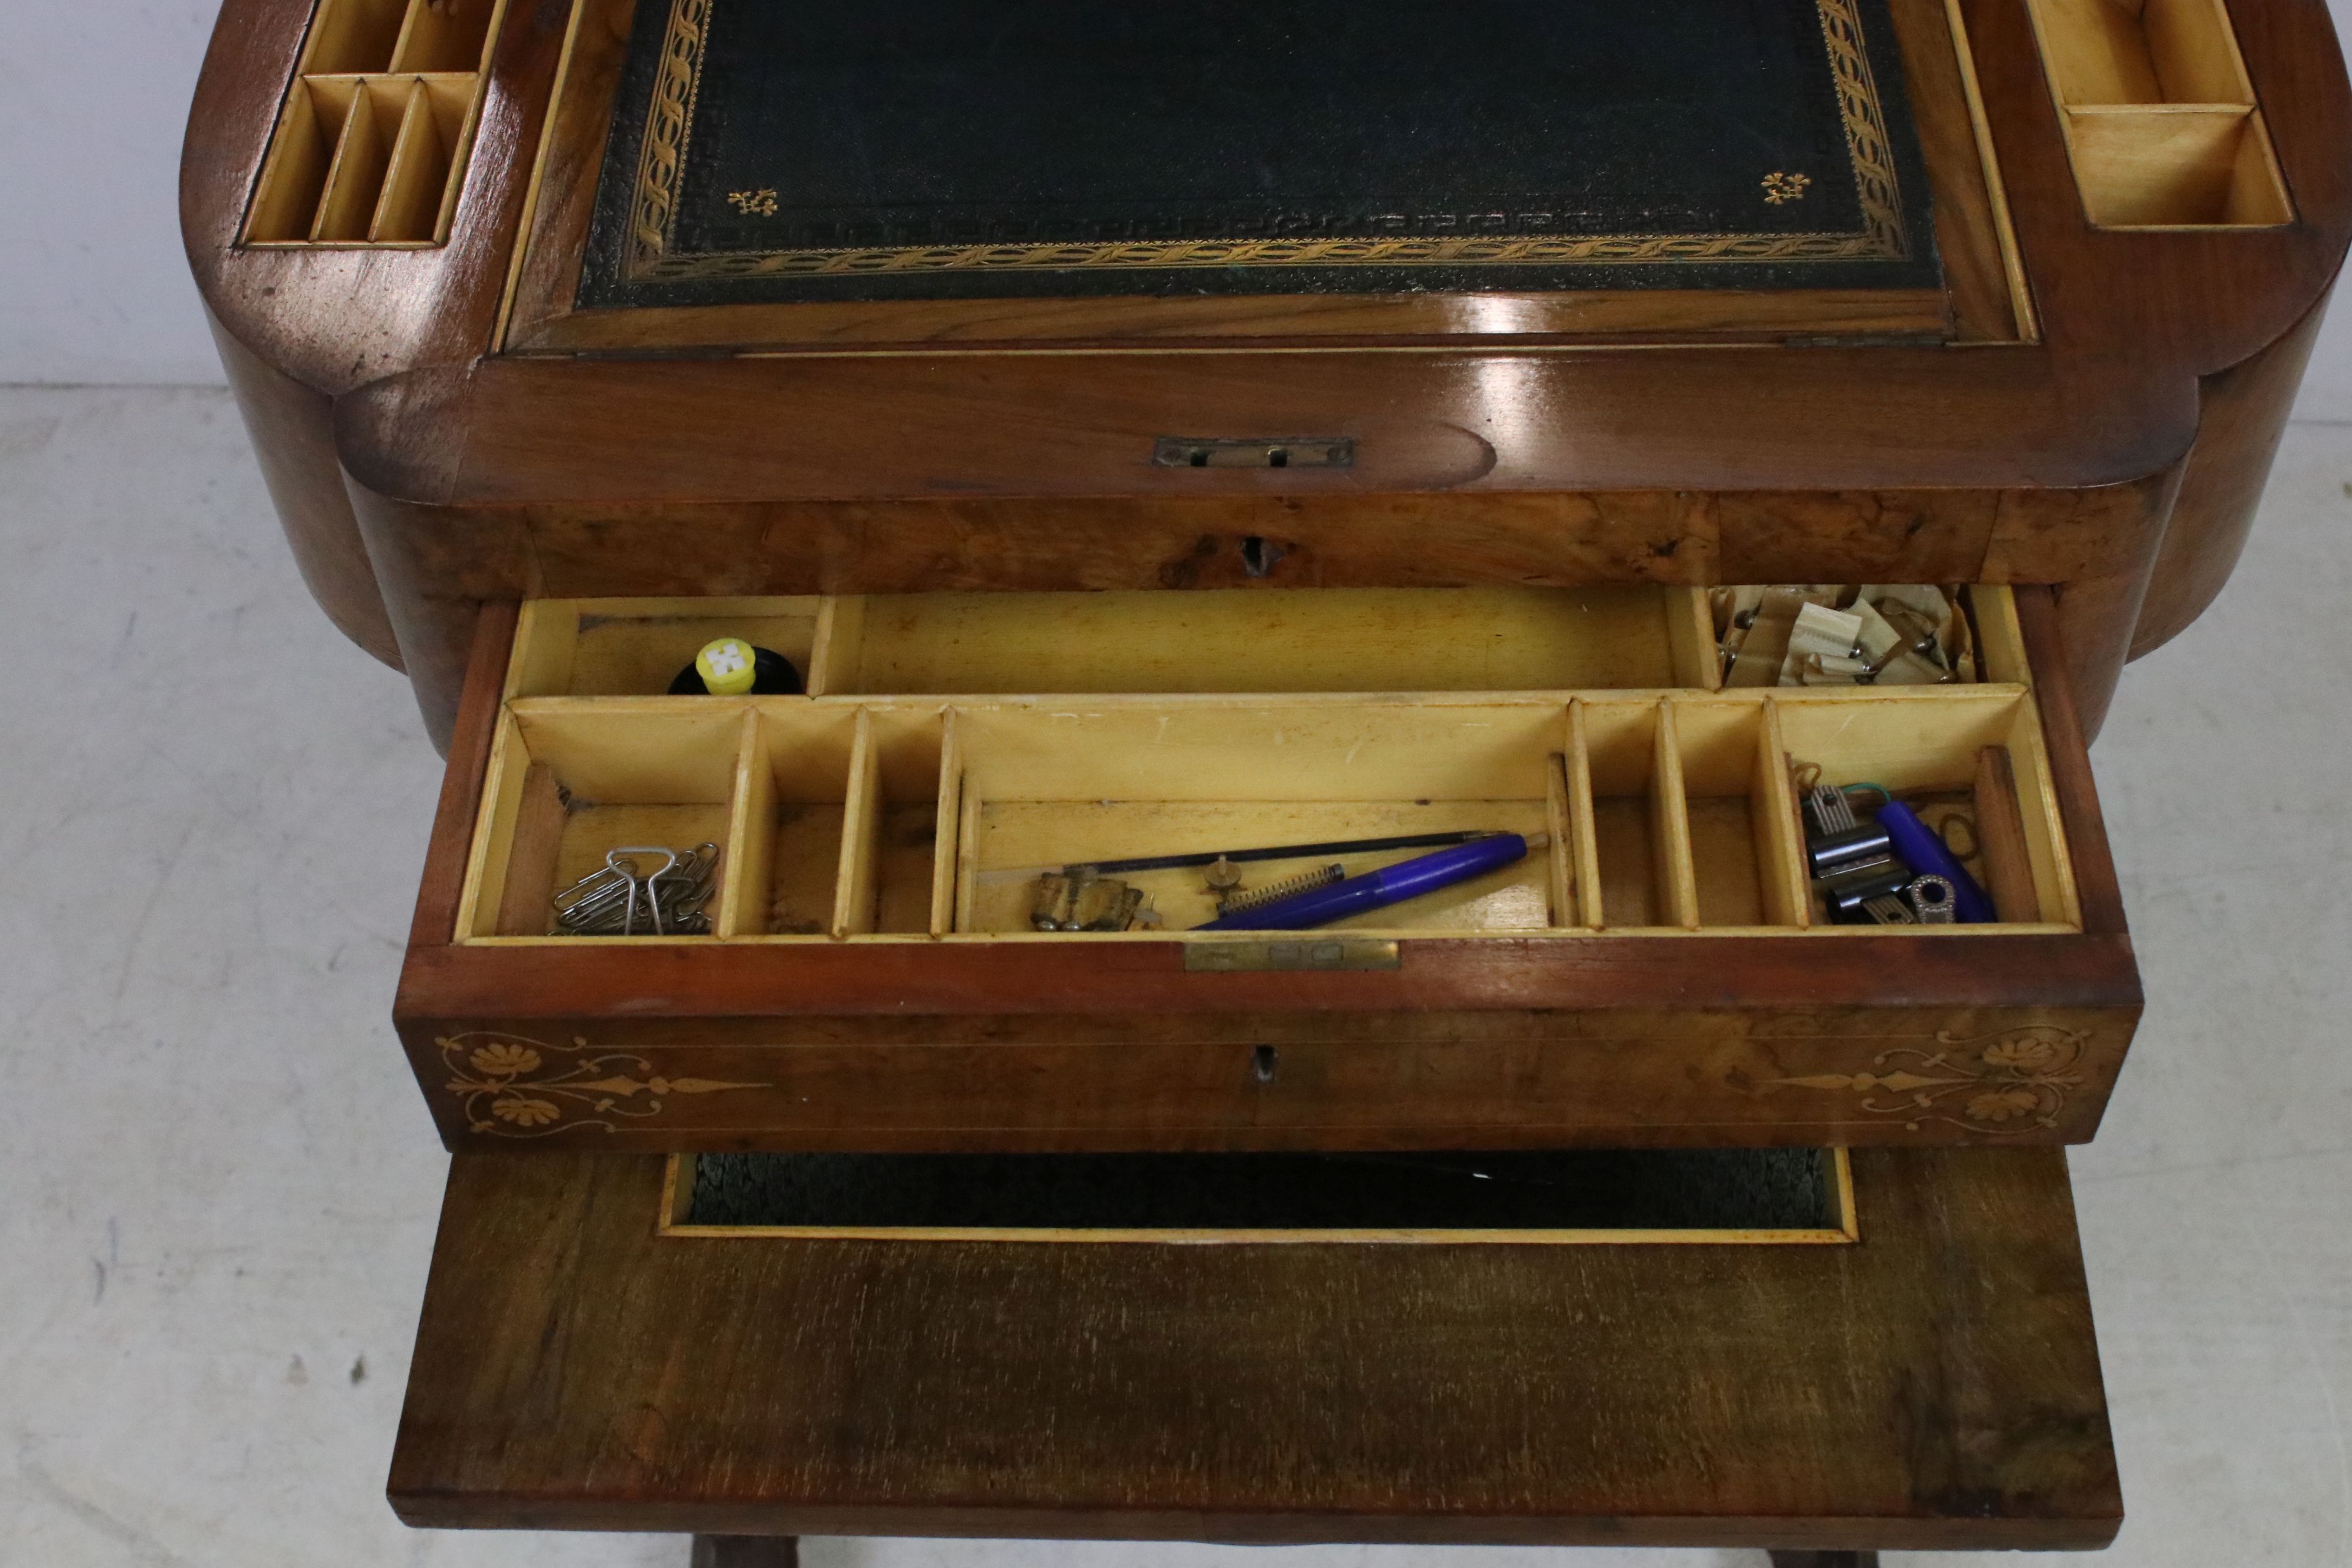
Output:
left=243, top=0, right=509, bottom=244
left=456, top=703, right=747, bottom=939
left=452, top=688, right=2079, bottom=944
left=455, top=586, right=2062, bottom=943
left=946, top=698, right=1577, bottom=936
left=2020, top=0, right=2291, bottom=226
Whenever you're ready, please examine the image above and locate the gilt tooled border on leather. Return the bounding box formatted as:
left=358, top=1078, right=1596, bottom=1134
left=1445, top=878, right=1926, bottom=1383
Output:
left=618, top=0, right=1917, bottom=283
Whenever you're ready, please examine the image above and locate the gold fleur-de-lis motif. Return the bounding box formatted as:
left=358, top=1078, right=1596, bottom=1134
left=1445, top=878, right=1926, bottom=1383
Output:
left=437, top=1033, right=769, bottom=1138
left=726, top=188, right=779, bottom=217
left=1762, top=171, right=1812, bottom=205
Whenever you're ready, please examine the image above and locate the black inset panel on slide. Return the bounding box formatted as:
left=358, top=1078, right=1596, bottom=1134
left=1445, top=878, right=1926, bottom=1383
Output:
left=686, top=1148, right=1841, bottom=1233
left=581, top=0, right=1942, bottom=306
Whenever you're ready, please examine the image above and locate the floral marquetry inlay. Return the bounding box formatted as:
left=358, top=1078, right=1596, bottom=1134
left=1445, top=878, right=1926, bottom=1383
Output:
left=437, top=1033, right=769, bottom=1138
left=1772, top=1026, right=2092, bottom=1135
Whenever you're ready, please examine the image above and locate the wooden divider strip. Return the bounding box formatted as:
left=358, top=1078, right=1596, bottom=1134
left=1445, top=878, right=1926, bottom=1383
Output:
left=929, top=710, right=963, bottom=936
left=1650, top=700, right=1701, bottom=929
left=1666, top=587, right=1722, bottom=690
left=953, top=779, right=982, bottom=935
left=716, top=710, right=773, bottom=938
left=1565, top=702, right=1605, bottom=929
left=490, top=764, right=564, bottom=936
left=1971, top=584, right=2031, bottom=685
left=453, top=711, right=527, bottom=940
left=807, top=595, right=864, bottom=697
left=2013, top=588, right=2124, bottom=934
left=246, top=83, right=332, bottom=243
left=370, top=78, right=446, bottom=241
left=416, top=604, right=521, bottom=945
left=312, top=79, right=391, bottom=240
left=2005, top=694, right=2082, bottom=929
left=1972, top=745, right=2041, bottom=923
left=830, top=709, right=883, bottom=937
left=1753, top=700, right=1812, bottom=929
left=501, top=599, right=574, bottom=698
left=1543, top=751, right=1576, bottom=929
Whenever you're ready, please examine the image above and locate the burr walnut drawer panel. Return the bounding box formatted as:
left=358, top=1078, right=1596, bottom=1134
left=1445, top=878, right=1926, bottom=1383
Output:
left=395, top=584, right=2138, bottom=1153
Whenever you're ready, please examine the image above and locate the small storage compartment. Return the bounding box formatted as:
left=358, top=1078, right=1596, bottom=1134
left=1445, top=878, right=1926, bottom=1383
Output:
left=1776, top=688, right=2079, bottom=927
left=1667, top=701, right=1809, bottom=930
left=813, top=587, right=1717, bottom=697
left=738, top=707, right=946, bottom=937
left=504, top=589, right=1720, bottom=701
left=948, top=701, right=1570, bottom=936
left=462, top=705, right=741, bottom=939
left=243, top=0, right=505, bottom=246
left=1572, top=701, right=1687, bottom=930
left=509, top=599, right=828, bottom=699
left=2022, top=0, right=2292, bottom=227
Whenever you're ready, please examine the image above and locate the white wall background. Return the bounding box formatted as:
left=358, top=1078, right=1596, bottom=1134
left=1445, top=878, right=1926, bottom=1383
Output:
left=4, top=0, right=2351, bottom=407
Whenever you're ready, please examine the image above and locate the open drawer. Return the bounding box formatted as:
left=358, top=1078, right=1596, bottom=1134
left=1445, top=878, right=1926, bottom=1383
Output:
left=396, top=584, right=2138, bottom=1152
left=388, top=1145, right=2119, bottom=1549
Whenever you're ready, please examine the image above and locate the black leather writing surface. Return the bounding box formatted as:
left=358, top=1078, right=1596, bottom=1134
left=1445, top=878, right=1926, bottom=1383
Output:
left=579, top=0, right=1942, bottom=307
left=688, top=1149, right=1840, bottom=1232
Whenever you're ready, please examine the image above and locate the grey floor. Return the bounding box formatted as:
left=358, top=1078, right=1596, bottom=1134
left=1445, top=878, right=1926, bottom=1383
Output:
left=1, top=384, right=2347, bottom=1567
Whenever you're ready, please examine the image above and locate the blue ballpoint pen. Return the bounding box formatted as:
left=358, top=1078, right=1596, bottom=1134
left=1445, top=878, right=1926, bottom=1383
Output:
left=1193, top=833, right=1546, bottom=932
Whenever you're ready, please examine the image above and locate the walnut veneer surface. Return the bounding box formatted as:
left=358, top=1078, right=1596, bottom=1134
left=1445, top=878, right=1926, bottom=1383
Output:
left=389, top=1146, right=2118, bottom=1550
left=181, top=0, right=2352, bottom=746
left=169, top=3, right=2219, bottom=1550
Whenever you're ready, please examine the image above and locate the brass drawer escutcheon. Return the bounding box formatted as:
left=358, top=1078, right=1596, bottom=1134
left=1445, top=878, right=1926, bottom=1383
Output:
left=1182, top=937, right=1402, bottom=973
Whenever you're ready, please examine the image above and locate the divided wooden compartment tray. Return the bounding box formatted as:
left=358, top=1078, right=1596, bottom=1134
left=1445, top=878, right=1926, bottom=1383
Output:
left=397, top=584, right=2140, bottom=1153
left=2021, top=0, right=2292, bottom=227
left=243, top=0, right=507, bottom=244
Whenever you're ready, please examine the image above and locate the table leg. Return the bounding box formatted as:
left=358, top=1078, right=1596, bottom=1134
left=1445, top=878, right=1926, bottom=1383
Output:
left=690, top=1537, right=799, bottom=1567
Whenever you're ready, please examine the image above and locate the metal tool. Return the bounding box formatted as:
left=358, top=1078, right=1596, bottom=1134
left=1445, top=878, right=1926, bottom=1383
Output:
left=1218, top=863, right=1345, bottom=917
left=1861, top=894, right=1917, bottom=925
left=1907, top=874, right=1958, bottom=924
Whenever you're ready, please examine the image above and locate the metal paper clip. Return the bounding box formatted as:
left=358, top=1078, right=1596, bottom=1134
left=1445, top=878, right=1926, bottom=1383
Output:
left=1806, top=782, right=1858, bottom=837
left=551, top=842, right=721, bottom=935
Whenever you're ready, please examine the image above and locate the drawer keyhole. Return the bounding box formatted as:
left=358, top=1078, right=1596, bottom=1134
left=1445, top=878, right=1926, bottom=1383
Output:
left=1252, top=1045, right=1280, bottom=1083
left=1241, top=535, right=1287, bottom=577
